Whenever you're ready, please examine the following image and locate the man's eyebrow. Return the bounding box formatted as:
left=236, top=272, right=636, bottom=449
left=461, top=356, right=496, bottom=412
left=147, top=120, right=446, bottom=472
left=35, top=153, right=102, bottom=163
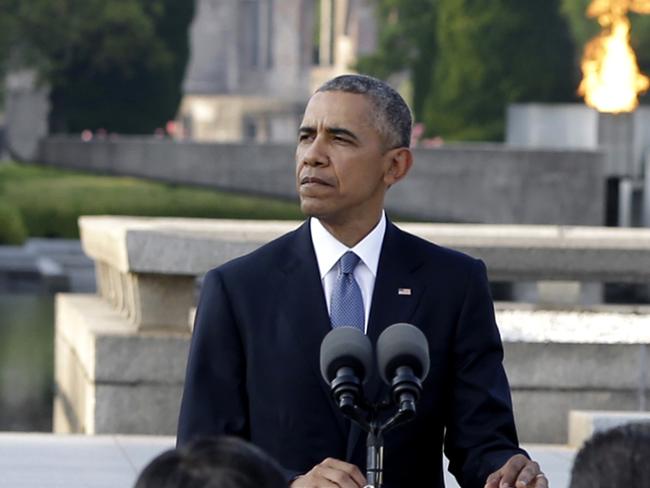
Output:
left=297, top=125, right=359, bottom=142
left=298, top=126, right=315, bottom=134
left=327, top=127, right=360, bottom=142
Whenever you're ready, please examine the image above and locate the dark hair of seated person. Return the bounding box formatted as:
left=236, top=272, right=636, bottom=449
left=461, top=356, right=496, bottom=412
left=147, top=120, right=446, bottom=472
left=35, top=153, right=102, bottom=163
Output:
left=569, top=422, right=650, bottom=488
left=134, top=436, right=287, bottom=488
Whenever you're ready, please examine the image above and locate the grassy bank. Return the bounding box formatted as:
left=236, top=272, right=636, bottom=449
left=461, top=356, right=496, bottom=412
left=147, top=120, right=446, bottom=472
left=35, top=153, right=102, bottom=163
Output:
left=0, top=161, right=303, bottom=244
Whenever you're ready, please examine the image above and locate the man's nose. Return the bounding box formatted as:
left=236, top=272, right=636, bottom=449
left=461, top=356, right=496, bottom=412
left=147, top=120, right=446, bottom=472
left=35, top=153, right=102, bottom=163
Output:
left=301, top=137, right=329, bottom=167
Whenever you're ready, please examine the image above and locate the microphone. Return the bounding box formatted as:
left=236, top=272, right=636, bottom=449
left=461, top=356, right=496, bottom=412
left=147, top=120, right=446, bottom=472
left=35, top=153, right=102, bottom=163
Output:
left=320, top=325, right=428, bottom=488
left=376, top=323, right=430, bottom=416
left=320, top=327, right=373, bottom=412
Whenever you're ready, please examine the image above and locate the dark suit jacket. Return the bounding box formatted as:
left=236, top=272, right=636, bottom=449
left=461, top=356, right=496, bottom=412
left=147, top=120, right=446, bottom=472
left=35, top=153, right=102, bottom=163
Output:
left=177, top=220, right=526, bottom=487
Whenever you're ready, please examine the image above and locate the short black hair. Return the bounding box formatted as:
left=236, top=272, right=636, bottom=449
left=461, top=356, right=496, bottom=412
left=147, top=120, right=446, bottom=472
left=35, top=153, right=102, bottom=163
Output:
left=569, top=422, right=650, bottom=488
left=316, top=74, right=412, bottom=149
left=134, top=436, right=287, bottom=488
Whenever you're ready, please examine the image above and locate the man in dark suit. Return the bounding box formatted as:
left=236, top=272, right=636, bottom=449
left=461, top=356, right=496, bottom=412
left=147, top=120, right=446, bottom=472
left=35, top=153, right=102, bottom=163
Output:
left=178, top=75, right=547, bottom=488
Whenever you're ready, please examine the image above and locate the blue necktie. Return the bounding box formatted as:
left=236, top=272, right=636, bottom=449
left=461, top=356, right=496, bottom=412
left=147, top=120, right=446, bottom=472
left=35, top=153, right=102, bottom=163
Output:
left=330, top=251, right=364, bottom=331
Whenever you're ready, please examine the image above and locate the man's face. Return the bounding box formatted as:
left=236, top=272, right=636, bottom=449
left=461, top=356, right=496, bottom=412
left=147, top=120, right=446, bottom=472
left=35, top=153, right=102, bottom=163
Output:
left=295, top=91, right=392, bottom=227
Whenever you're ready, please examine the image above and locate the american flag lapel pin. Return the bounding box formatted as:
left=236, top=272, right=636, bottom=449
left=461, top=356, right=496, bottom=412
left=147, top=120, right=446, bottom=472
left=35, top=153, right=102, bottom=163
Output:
left=398, top=288, right=412, bottom=296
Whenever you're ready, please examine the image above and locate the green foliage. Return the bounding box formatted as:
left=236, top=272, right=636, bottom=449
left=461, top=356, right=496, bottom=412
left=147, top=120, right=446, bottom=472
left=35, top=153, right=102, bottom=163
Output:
left=359, top=1, right=577, bottom=141
left=0, top=199, right=27, bottom=245
left=0, top=162, right=303, bottom=240
left=356, top=0, right=437, bottom=121
left=560, top=0, right=599, bottom=50
left=0, top=6, right=14, bottom=108
left=424, top=0, right=576, bottom=141
left=0, top=0, right=193, bottom=133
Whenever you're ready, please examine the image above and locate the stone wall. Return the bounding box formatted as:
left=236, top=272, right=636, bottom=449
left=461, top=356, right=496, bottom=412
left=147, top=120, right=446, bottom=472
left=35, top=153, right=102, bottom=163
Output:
left=53, top=217, right=650, bottom=442
left=506, top=104, right=650, bottom=227
left=506, top=104, right=650, bottom=179
left=37, top=138, right=606, bottom=225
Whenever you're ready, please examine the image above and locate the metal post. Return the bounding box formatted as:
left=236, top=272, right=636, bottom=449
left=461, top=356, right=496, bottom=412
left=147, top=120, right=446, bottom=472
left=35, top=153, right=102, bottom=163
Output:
left=619, top=177, right=634, bottom=227
left=365, top=428, right=384, bottom=488
left=644, top=151, right=650, bottom=227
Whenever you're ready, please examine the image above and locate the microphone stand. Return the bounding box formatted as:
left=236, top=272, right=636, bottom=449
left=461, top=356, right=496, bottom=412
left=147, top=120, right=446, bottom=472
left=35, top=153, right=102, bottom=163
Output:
left=346, top=400, right=416, bottom=488
left=365, top=422, right=384, bottom=488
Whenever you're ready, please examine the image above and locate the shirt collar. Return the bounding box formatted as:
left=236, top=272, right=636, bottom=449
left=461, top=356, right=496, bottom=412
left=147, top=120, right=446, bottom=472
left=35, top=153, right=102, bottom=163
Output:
left=310, top=212, right=386, bottom=279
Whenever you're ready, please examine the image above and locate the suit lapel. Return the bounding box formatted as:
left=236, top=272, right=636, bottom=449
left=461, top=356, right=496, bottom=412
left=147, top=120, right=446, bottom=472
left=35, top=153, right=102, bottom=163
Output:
left=277, top=221, right=349, bottom=443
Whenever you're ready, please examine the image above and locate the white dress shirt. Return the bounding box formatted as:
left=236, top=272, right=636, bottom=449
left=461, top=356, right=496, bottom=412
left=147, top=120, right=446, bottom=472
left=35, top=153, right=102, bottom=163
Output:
left=310, top=212, right=386, bottom=332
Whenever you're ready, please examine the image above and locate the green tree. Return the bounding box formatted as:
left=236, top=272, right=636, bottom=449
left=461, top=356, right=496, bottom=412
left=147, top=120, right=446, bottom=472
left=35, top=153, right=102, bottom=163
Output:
left=358, top=1, right=577, bottom=141
left=560, top=0, right=599, bottom=49
left=0, top=1, right=18, bottom=109
left=356, top=0, right=438, bottom=122
left=424, top=0, right=576, bottom=141
left=0, top=0, right=193, bottom=133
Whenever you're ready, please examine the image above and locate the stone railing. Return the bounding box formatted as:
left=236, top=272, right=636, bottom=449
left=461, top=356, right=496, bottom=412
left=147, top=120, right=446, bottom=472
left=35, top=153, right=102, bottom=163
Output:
left=54, top=217, right=650, bottom=444
left=84, top=216, right=650, bottom=332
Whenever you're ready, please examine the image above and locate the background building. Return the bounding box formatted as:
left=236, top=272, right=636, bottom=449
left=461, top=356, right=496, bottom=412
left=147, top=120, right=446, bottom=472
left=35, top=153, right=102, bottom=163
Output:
left=176, top=0, right=377, bottom=142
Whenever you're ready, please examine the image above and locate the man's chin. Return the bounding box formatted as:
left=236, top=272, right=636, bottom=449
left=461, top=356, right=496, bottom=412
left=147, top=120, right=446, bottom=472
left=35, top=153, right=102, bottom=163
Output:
left=299, top=201, right=326, bottom=219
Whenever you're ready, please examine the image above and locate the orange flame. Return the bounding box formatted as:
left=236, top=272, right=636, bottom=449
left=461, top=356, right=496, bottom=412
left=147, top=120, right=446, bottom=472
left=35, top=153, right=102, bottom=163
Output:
left=578, top=0, right=650, bottom=113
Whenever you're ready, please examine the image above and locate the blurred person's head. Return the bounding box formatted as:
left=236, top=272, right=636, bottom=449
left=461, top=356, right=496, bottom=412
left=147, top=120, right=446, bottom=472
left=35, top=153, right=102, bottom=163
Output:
left=134, top=436, right=287, bottom=488
left=569, top=422, right=650, bottom=488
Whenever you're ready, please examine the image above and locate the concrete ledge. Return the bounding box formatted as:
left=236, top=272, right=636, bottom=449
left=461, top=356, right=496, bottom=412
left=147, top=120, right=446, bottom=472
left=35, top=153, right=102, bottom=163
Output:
left=568, top=410, right=650, bottom=447
left=94, top=384, right=183, bottom=434
left=79, top=217, right=650, bottom=282
left=504, top=343, right=647, bottom=390
left=77, top=218, right=650, bottom=332
left=513, top=392, right=642, bottom=445
left=497, top=303, right=650, bottom=443
left=60, top=217, right=650, bottom=440
left=54, top=294, right=189, bottom=434
left=55, top=217, right=650, bottom=443
left=55, top=294, right=190, bottom=383
left=497, top=303, right=650, bottom=344
left=502, top=336, right=649, bottom=443
left=79, top=217, right=299, bottom=275
left=55, top=292, right=650, bottom=442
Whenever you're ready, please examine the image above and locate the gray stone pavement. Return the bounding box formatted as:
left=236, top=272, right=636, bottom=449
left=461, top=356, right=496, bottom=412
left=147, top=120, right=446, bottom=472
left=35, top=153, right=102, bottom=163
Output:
left=0, top=433, right=575, bottom=488
left=0, top=434, right=173, bottom=488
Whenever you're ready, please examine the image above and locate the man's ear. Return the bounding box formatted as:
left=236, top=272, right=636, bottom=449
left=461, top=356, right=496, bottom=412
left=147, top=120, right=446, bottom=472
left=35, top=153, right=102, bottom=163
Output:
left=384, top=147, right=413, bottom=186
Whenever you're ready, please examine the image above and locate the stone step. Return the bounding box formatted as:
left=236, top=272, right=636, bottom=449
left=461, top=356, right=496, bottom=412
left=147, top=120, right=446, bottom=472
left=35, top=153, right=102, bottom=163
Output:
left=0, top=239, right=95, bottom=293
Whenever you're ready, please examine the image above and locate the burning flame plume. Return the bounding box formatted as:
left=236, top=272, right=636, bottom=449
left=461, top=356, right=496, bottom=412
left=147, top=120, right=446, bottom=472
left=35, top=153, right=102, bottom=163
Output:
left=578, top=0, right=650, bottom=113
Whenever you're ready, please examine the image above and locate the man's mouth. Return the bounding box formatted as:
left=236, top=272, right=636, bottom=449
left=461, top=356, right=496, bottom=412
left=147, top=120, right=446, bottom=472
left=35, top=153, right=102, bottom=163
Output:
left=300, top=176, right=332, bottom=186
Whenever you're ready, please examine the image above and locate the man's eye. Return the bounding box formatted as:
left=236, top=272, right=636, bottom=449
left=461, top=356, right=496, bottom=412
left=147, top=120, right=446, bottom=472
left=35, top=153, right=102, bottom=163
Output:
left=334, top=136, right=349, bottom=143
left=298, top=134, right=312, bottom=142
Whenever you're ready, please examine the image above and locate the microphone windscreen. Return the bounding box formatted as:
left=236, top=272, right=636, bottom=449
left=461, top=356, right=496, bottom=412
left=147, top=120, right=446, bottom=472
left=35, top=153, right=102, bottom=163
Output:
left=376, top=323, right=429, bottom=384
left=320, top=327, right=373, bottom=385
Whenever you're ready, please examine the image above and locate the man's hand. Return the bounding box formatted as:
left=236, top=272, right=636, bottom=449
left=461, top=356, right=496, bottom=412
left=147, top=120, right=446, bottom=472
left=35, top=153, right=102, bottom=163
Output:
left=290, top=457, right=367, bottom=488
left=485, top=454, right=548, bottom=488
